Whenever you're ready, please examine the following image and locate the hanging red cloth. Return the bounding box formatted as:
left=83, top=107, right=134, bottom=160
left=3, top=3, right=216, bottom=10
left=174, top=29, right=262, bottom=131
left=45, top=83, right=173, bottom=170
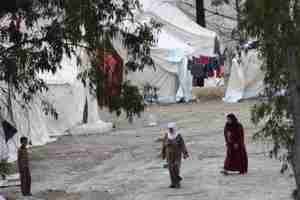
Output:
left=96, top=49, right=123, bottom=106
left=216, top=65, right=224, bottom=78
left=194, top=56, right=209, bottom=65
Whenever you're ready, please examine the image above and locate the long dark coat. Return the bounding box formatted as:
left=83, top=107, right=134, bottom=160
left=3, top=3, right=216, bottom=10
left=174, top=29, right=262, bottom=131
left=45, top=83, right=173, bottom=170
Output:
left=162, top=134, right=188, bottom=185
left=18, top=146, right=31, bottom=196
left=224, top=123, right=248, bottom=174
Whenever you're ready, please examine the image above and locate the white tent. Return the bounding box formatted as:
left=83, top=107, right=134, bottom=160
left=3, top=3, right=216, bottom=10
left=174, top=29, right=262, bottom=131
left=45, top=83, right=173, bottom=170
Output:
left=223, top=50, right=264, bottom=103
left=0, top=50, right=113, bottom=162
left=113, top=0, right=218, bottom=103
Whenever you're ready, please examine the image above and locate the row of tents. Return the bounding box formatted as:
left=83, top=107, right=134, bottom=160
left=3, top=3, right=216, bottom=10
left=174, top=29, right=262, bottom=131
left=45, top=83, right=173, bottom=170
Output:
left=0, top=0, right=264, bottom=162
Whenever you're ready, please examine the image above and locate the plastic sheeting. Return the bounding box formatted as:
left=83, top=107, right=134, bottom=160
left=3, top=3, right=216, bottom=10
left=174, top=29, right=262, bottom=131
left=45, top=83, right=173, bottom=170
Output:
left=112, top=0, right=217, bottom=103
left=223, top=50, right=264, bottom=103
left=0, top=50, right=113, bottom=162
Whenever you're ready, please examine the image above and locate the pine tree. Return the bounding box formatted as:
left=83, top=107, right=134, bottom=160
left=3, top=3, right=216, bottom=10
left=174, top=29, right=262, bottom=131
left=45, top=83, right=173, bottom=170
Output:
left=0, top=0, right=160, bottom=121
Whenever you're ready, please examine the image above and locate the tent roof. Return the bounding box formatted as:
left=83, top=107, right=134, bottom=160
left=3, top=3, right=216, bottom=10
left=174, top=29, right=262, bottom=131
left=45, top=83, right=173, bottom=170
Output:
left=138, top=0, right=218, bottom=57
left=141, top=1, right=216, bottom=39
left=39, top=49, right=89, bottom=85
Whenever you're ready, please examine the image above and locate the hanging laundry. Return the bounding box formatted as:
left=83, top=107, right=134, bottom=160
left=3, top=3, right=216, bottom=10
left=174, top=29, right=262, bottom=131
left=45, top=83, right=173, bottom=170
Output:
left=96, top=50, right=123, bottom=106
left=216, top=65, right=224, bottom=78
left=187, top=59, right=193, bottom=70
left=189, top=59, right=206, bottom=87
left=193, top=77, right=204, bottom=87
left=208, top=57, right=218, bottom=70
left=191, top=63, right=206, bottom=78
left=104, top=54, right=118, bottom=69
left=195, top=56, right=209, bottom=65
left=167, top=49, right=184, bottom=63
left=207, top=69, right=214, bottom=78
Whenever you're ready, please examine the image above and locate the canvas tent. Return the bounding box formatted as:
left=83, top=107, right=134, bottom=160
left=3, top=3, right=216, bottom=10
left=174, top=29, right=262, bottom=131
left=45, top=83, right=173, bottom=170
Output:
left=0, top=50, right=113, bottom=162
left=113, top=0, right=219, bottom=103
left=223, top=49, right=264, bottom=103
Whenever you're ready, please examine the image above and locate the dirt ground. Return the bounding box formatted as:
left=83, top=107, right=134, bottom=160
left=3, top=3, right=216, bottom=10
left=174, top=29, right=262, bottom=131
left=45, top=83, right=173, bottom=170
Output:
left=2, top=100, right=295, bottom=200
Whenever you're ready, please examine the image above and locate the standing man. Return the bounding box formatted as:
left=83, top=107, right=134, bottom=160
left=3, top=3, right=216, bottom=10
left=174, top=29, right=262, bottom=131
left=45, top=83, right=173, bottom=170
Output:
left=18, top=137, right=31, bottom=196
left=161, top=122, right=189, bottom=188
left=0, top=118, right=8, bottom=180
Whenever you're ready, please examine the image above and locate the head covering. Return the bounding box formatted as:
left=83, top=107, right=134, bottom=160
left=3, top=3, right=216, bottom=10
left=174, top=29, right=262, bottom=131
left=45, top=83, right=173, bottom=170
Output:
left=226, top=113, right=240, bottom=128
left=227, top=113, right=238, bottom=122
left=167, top=122, right=178, bottom=140
left=167, top=122, right=176, bottom=129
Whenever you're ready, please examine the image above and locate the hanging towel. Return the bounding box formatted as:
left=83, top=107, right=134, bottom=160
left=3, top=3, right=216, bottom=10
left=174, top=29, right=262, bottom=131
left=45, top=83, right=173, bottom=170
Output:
left=201, top=56, right=209, bottom=64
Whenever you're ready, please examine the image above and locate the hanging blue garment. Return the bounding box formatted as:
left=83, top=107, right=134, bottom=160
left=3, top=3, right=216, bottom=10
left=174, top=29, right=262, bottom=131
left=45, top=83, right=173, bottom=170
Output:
left=167, top=49, right=184, bottom=63
left=208, top=57, right=218, bottom=70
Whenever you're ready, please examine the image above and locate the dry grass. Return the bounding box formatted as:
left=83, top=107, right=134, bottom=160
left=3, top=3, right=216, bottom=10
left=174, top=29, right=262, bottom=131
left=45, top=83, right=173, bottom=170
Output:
left=192, top=86, right=225, bottom=100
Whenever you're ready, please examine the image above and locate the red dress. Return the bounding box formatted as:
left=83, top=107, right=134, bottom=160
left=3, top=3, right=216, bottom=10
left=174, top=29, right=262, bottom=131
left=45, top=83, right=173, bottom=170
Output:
left=224, top=123, right=248, bottom=174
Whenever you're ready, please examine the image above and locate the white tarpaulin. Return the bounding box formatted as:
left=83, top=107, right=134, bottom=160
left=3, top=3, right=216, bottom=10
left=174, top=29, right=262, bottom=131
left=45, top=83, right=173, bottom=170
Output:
left=0, top=50, right=113, bottom=162
left=223, top=50, right=264, bottom=103
left=113, top=0, right=218, bottom=103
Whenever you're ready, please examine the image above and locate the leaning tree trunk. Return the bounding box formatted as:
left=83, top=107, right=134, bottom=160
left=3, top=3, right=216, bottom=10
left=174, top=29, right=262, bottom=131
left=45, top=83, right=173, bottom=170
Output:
left=288, top=48, right=300, bottom=200
left=291, top=81, right=300, bottom=200
left=7, top=78, right=15, bottom=125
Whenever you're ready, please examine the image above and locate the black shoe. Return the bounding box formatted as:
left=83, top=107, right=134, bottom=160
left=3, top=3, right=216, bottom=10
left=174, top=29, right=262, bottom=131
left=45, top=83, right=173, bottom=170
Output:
left=175, top=183, right=181, bottom=189
left=169, top=184, right=176, bottom=188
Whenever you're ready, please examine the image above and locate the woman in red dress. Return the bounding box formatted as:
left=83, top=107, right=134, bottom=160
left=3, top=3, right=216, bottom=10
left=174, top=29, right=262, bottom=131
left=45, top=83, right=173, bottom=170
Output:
left=222, top=114, right=248, bottom=175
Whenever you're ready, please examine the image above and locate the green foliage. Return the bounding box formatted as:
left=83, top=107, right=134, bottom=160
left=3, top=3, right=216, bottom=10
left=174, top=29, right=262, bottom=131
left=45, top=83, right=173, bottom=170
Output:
left=0, top=160, right=13, bottom=176
left=0, top=0, right=159, bottom=119
left=242, top=0, right=300, bottom=172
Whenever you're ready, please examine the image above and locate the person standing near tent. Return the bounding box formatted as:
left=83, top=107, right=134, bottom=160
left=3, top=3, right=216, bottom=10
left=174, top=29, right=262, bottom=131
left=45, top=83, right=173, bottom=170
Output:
left=222, top=114, right=248, bottom=175
left=161, top=122, right=189, bottom=188
left=18, top=137, right=31, bottom=196
left=0, top=114, right=9, bottom=180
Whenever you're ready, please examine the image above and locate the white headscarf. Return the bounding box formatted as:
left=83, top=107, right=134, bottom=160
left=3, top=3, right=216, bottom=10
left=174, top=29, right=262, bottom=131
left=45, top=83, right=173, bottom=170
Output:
left=167, top=122, right=178, bottom=140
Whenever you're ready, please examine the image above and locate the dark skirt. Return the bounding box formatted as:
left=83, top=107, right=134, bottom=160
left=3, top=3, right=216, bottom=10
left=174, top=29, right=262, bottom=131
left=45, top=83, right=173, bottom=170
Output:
left=19, top=167, right=31, bottom=196
left=168, top=159, right=182, bottom=185
left=224, top=145, right=248, bottom=174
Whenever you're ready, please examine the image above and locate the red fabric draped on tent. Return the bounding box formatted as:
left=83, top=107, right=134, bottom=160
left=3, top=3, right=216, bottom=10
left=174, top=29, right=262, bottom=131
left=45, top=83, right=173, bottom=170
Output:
left=96, top=49, right=123, bottom=106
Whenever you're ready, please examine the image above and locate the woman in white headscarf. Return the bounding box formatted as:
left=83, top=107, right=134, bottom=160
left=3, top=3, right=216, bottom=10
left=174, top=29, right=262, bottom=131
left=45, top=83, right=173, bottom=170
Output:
left=161, top=122, right=189, bottom=188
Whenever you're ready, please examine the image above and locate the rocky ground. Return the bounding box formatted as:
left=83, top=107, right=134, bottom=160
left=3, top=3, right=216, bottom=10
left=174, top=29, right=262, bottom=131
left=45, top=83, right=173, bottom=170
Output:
left=1, top=100, right=295, bottom=200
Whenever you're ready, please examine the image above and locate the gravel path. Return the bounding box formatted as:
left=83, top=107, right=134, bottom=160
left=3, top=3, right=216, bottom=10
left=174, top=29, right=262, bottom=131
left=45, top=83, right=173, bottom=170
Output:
left=4, top=101, right=295, bottom=200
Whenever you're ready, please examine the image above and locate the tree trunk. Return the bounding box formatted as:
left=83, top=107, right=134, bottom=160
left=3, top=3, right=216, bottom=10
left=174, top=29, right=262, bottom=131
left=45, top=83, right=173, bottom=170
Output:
left=288, top=48, right=300, bottom=200
left=83, top=97, right=88, bottom=124
left=291, top=86, right=300, bottom=200
left=7, top=79, right=15, bottom=125
left=235, top=0, right=242, bottom=44
left=196, top=0, right=206, bottom=27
